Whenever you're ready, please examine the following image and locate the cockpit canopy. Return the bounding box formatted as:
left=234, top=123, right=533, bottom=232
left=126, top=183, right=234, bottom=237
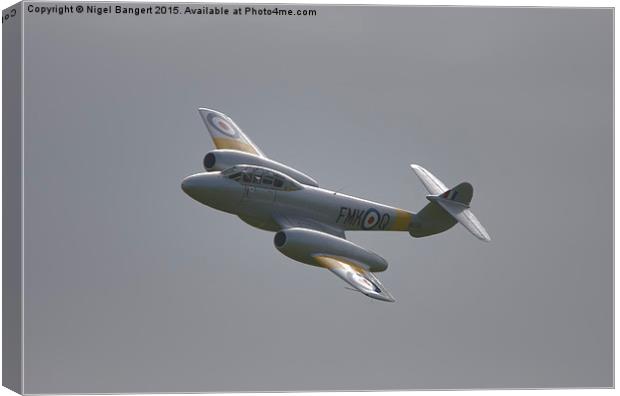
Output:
left=221, top=165, right=303, bottom=191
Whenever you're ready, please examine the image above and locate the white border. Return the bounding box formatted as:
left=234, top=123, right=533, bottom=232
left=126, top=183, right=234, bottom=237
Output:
left=0, top=1, right=614, bottom=396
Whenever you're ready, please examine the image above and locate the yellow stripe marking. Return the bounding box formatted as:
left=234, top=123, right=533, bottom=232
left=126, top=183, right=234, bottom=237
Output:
left=389, top=209, right=412, bottom=231
left=314, top=255, right=368, bottom=273
left=212, top=137, right=260, bottom=155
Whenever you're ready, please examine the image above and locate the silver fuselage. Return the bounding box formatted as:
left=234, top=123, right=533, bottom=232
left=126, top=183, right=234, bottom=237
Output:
left=182, top=171, right=412, bottom=234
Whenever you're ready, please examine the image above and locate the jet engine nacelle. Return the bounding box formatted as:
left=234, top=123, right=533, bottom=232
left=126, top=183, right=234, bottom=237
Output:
left=203, top=149, right=319, bottom=187
left=273, top=227, right=388, bottom=272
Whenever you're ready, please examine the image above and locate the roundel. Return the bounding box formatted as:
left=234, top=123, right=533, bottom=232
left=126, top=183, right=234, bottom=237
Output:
left=347, top=272, right=381, bottom=294
left=207, top=113, right=239, bottom=138
left=361, top=208, right=381, bottom=230
left=348, top=272, right=374, bottom=292
left=357, top=277, right=374, bottom=291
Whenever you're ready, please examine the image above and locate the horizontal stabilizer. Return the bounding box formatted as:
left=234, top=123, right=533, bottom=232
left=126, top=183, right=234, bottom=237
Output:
left=410, top=164, right=491, bottom=242
left=410, top=164, right=448, bottom=195
left=428, top=196, right=491, bottom=242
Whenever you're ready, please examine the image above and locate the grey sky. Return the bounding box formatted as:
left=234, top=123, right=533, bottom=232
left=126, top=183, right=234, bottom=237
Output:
left=21, top=5, right=612, bottom=393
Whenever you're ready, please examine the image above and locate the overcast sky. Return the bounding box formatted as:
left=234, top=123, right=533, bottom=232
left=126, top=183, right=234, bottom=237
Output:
left=21, top=5, right=612, bottom=392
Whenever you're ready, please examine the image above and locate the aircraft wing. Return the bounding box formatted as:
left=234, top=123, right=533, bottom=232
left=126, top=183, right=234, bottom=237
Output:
left=313, top=255, right=395, bottom=302
left=273, top=217, right=394, bottom=302
left=198, top=108, right=266, bottom=157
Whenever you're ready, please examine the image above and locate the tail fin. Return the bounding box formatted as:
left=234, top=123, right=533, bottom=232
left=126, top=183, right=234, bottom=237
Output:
left=409, top=164, right=491, bottom=242
left=438, top=182, right=473, bottom=205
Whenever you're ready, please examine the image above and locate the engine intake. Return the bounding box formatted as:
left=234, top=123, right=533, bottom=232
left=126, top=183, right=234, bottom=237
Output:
left=203, top=152, right=216, bottom=169
left=274, top=231, right=287, bottom=248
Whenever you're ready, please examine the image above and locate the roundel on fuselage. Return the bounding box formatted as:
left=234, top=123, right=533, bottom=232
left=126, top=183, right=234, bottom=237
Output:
left=207, top=112, right=239, bottom=138
left=361, top=208, right=380, bottom=230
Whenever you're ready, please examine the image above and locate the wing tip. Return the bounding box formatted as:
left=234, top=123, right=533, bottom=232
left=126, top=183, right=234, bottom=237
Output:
left=198, top=107, right=221, bottom=115
left=361, top=290, right=395, bottom=302
left=346, top=289, right=396, bottom=302
left=198, top=108, right=235, bottom=121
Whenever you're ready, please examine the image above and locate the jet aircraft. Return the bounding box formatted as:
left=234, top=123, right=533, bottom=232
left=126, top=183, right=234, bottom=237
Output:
left=182, top=109, right=490, bottom=302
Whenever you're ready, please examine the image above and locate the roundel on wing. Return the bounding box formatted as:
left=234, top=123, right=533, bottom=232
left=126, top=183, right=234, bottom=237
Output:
left=361, top=208, right=380, bottom=230
left=348, top=272, right=374, bottom=292
left=347, top=271, right=381, bottom=294
left=207, top=113, right=239, bottom=138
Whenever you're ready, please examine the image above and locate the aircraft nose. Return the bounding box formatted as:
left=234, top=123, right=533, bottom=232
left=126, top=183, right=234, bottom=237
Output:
left=181, top=173, right=219, bottom=202
left=181, top=172, right=242, bottom=212
left=181, top=174, right=204, bottom=196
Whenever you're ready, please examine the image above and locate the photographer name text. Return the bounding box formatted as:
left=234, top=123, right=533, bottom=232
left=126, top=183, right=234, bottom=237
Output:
left=26, top=4, right=317, bottom=17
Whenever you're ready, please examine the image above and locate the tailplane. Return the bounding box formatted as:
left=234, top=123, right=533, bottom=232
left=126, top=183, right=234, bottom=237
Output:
left=409, top=164, right=491, bottom=242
